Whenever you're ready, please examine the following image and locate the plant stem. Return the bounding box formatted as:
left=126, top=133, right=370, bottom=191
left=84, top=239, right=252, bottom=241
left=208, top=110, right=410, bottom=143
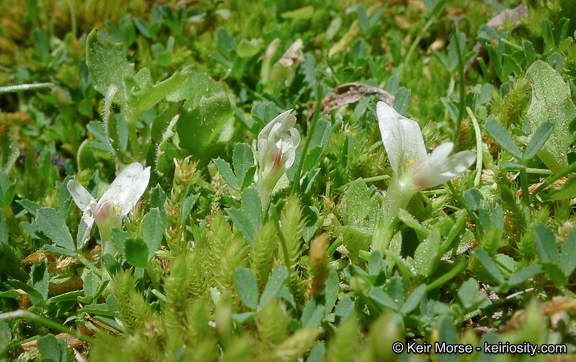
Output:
left=452, top=30, right=466, bottom=151
left=404, top=16, right=436, bottom=71
left=519, top=167, right=530, bottom=207
left=466, top=107, right=483, bottom=188
left=292, top=85, right=322, bottom=194
left=128, top=122, right=143, bottom=163
left=372, top=176, right=412, bottom=252
left=0, top=310, right=96, bottom=344
left=75, top=253, right=102, bottom=278
left=529, top=159, right=576, bottom=202
left=425, top=256, right=466, bottom=292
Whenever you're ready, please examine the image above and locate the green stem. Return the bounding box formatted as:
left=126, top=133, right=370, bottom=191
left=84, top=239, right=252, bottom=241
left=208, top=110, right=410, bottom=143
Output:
left=452, top=30, right=465, bottom=151
left=466, top=107, right=483, bottom=188
left=75, top=252, right=102, bottom=278
left=371, top=176, right=413, bottom=252
left=529, top=159, right=576, bottom=202
left=66, top=0, right=77, bottom=38
left=0, top=83, right=54, bottom=94
left=425, top=256, right=467, bottom=292
left=500, top=38, right=523, bottom=51
left=519, top=167, right=530, bottom=207
left=292, top=85, right=322, bottom=194
left=404, top=16, right=436, bottom=71
left=0, top=310, right=96, bottom=344
left=127, top=122, right=143, bottom=163
left=526, top=168, right=553, bottom=175
left=327, top=239, right=343, bottom=257
left=558, top=285, right=576, bottom=298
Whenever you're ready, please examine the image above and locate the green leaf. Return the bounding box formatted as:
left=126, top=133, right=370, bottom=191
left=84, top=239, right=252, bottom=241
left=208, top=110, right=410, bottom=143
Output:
left=241, top=186, right=262, bottom=231
left=111, top=228, right=130, bottom=257
left=0, top=134, right=19, bottom=173
left=368, top=250, right=385, bottom=276
left=86, top=30, right=134, bottom=102
left=177, top=92, right=233, bottom=158
left=102, top=253, right=121, bottom=276
left=508, top=265, right=543, bottom=287
left=125, top=68, right=188, bottom=120
left=233, top=143, right=256, bottom=189
left=340, top=180, right=371, bottom=225
left=124, top=237, right=149, bottom=268
left=457, top=278, right=479, bottom=311
left=484, top=120, right=523, bottom=159
left=236, top=38, right=261, bottom=58
left=83, top=270, right=98, bottom=298
left=437, top=316, right=458, bottom=359
left=368, top=287, right=399, bottom=312
left=413, top=228, right=440, bottom=277
left=472, top=249, right=504, bottom=284
left=334, top=296, right=354, bottom=322
left=143, top=208, right=163, bottom=261
left=303, top=119, right=331, bottom=172
left=463, top=188, right=483, bottom=211
left=151, top=102, right=181, bottom=144
left=393, top=87, right=411, bottom=115
left=167, top=66, right=225, bottom=107
left=524, top=122, right=553, bottom=160
left=227, top=207, right=255, bottom=244
left=357, top=5, right=369, bottom=33
left=301, top=297, right=325, bottom=328
left=542, top=176, right=576, bottom=201
left=401, top=284, right=426, bottom=314
left=258, top=266, right=288, bottom=311
left=534, top=224, right=559, bottom=264
left=180, top=193, right=198, bottom=224
left=560, top=229, right=576, bottom=277
left=41, top=245, right=76, bottom=257
left=31, top=262, right=49, bottom=301
left=0, top=171, right=16, bottom=207
left=226, top=186, right=262, bottom=244
left=36, top=208, right=75, bottom=251
left=235, top=267, right=258, bottom=310
left=398, top=208, right=429, bottom=239
left=526, top=60, right=576, bottom=173
left=37, top=334, right=64, bottom=362
left=0, top=217, right=7, bottom=245
left=214, top=158, right=240, bottom=190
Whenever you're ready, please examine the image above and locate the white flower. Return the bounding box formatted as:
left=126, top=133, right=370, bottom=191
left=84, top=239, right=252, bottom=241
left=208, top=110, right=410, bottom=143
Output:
left=67, top=162, right=151, bottom=254
left=377, top=101, right=475, bottom=191
left=257, top=109, right=301, bottom=204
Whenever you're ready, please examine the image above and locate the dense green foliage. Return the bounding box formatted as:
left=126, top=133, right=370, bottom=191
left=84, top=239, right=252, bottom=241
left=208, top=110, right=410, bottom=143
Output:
left=2, top=0, right=576, bottom=360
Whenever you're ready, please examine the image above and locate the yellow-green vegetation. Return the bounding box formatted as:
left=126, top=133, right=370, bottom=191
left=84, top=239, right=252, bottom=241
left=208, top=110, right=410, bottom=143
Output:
left=2, top=0, right=576, bottom=361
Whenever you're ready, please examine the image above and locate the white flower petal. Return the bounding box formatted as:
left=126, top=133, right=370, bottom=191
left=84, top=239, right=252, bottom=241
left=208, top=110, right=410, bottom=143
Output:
left=440, top=150, right=476, bottom=177
left=427, top=142, right=454, bottom=167
left=67, top=180, right=96, bottom=212
left=414, top=150, right=476, bottom=189
left=99, top=163, right=151, bottom=217
left=377, top=102, right=426, bottom=173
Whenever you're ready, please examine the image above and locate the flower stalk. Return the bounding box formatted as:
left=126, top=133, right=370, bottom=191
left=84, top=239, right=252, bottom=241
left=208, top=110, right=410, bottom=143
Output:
left=372, top=102, right=475, bottom=252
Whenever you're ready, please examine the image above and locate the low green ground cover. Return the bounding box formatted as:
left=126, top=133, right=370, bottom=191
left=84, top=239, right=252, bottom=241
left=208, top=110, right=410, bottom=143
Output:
left=1, top=0, right=576, bottom=360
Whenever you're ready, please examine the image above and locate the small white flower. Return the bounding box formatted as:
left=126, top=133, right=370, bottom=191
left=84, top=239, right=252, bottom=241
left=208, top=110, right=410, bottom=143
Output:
left=67, top=162, right=150, bottom=254
left=377, top=101, right=475, bottom=191
left=257, top=109, right=301, bottom=204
